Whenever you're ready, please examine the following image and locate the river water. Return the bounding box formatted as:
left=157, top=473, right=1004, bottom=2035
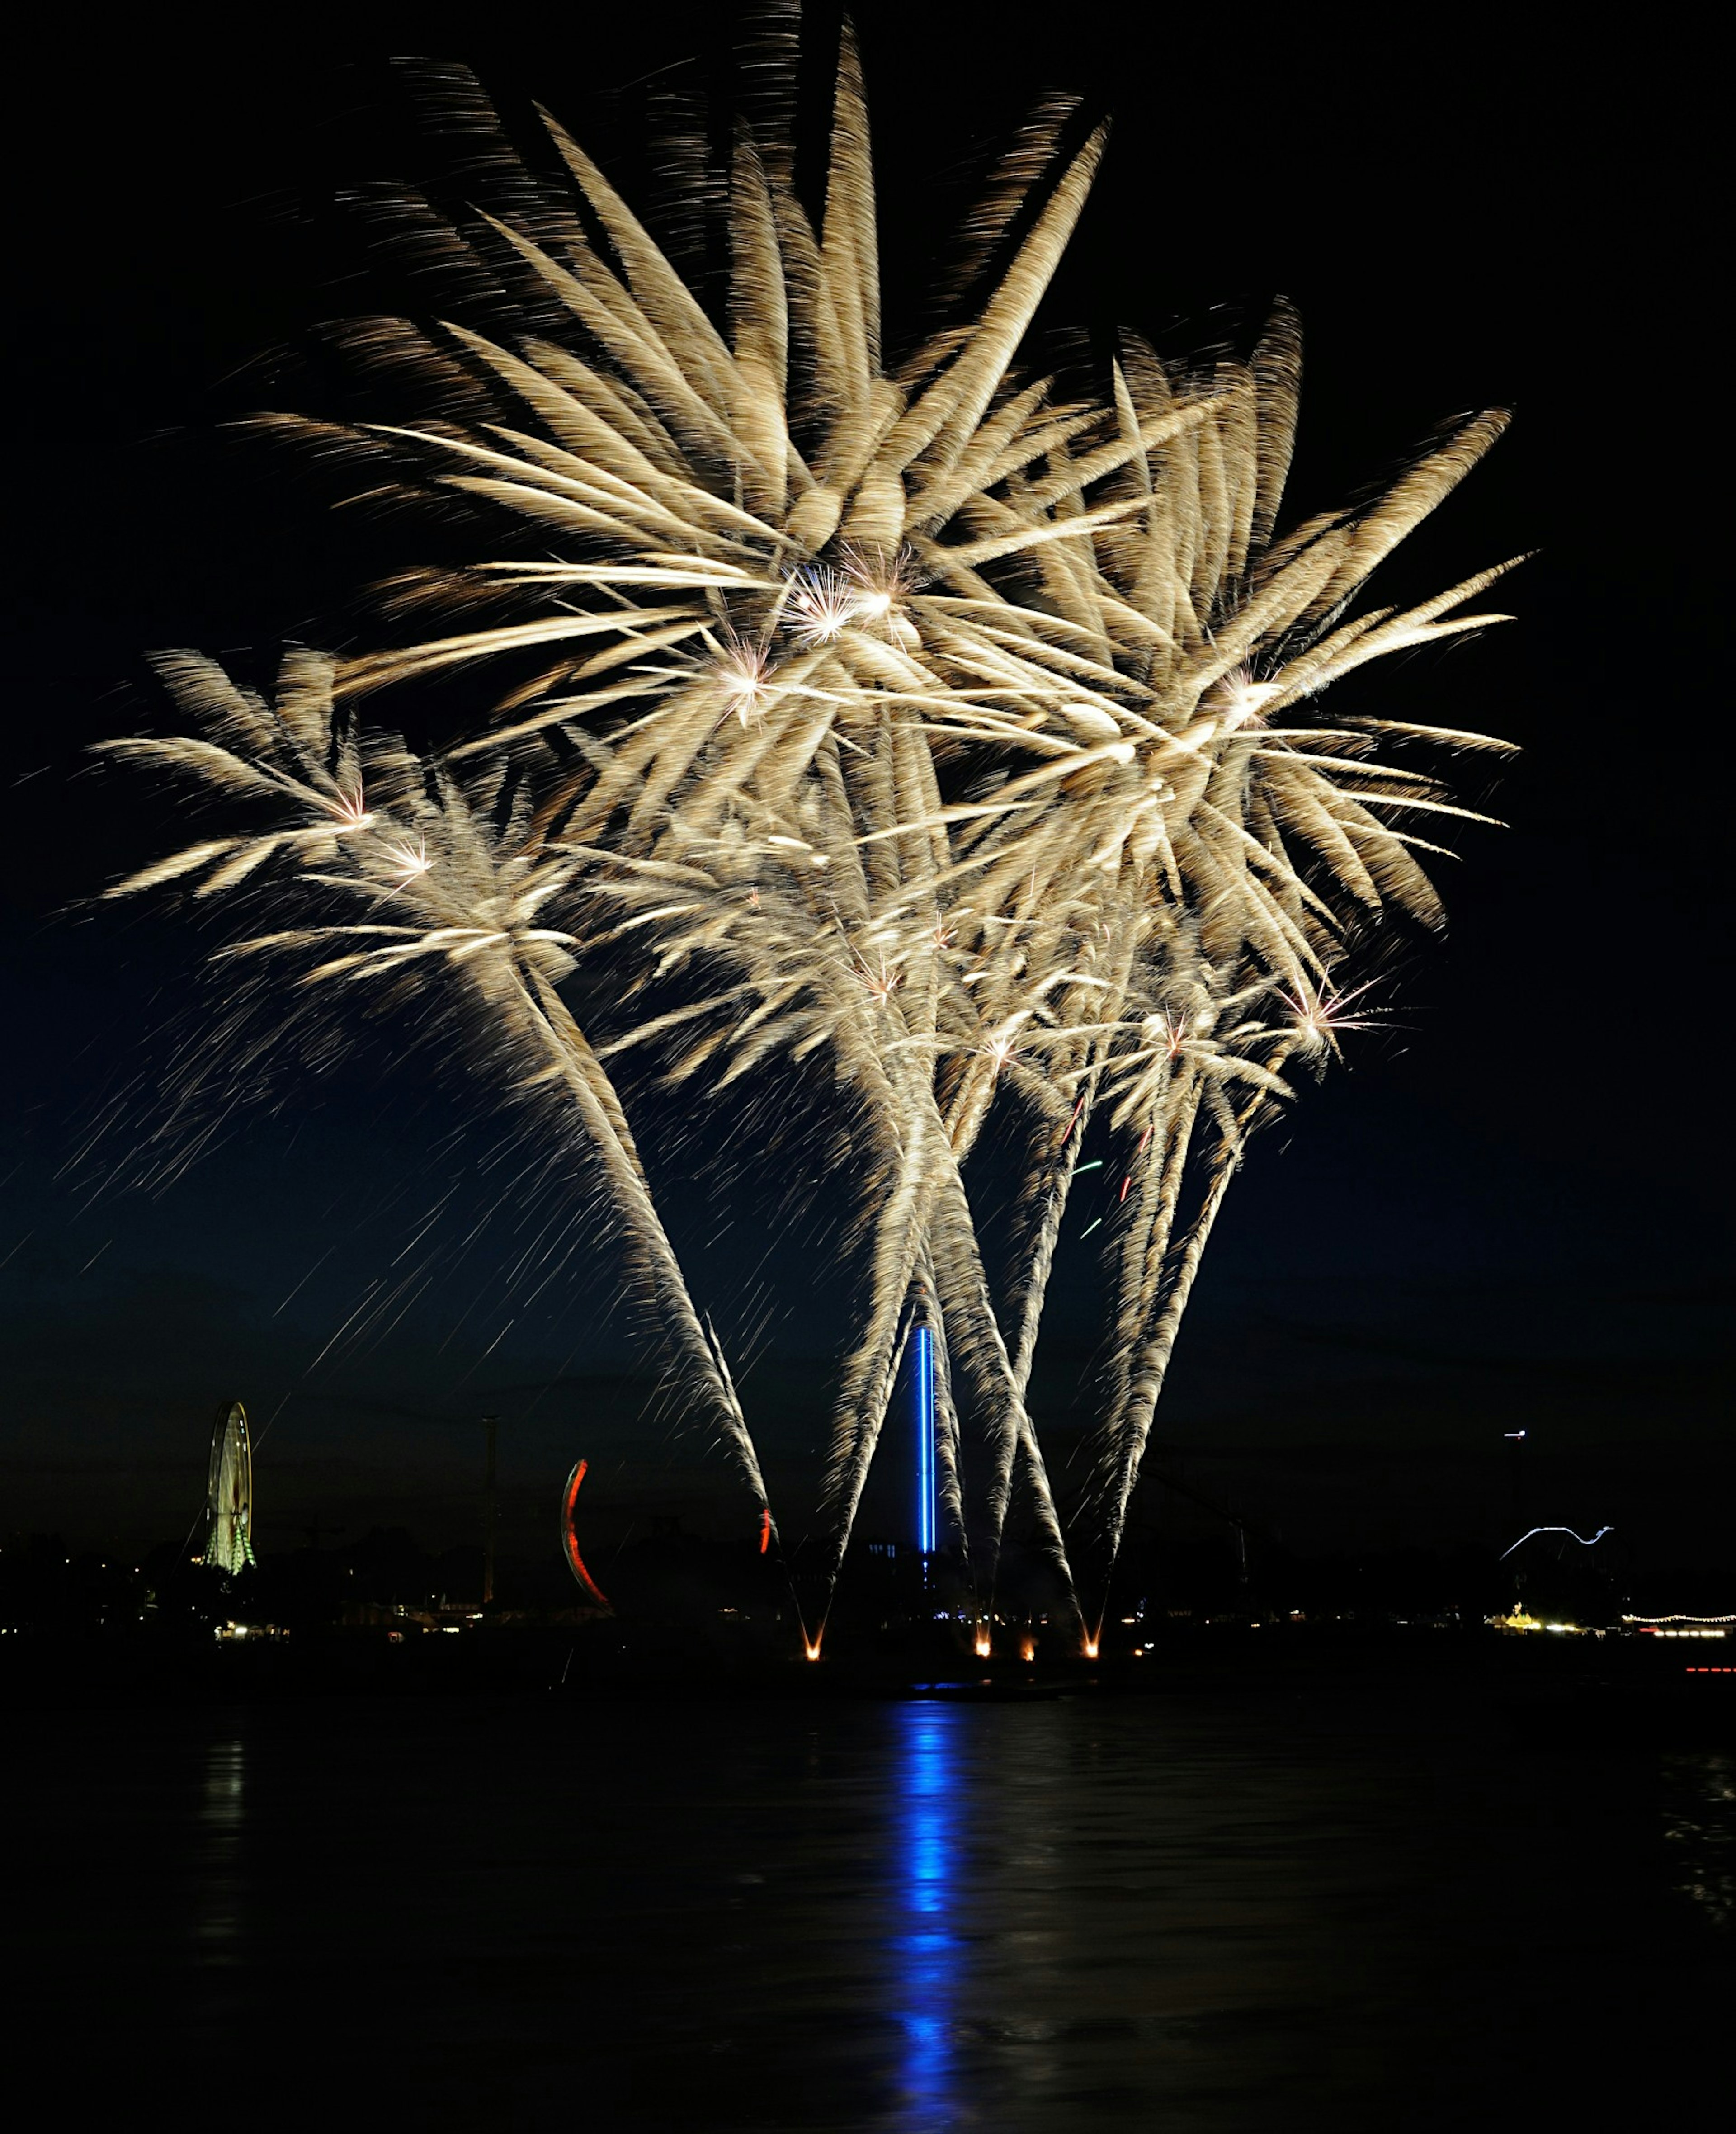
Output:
left=6, top=1673, right=1731, bottom=2127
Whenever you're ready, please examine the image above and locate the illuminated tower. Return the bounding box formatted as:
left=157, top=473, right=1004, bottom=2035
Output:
left=913, top=1323, right=937, bottom=1559
left=203, top=1400, right=255, bottom=1574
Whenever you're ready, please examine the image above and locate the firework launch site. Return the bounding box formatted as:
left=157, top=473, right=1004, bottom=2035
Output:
left=6, top=1390, right=1732, bottom=1736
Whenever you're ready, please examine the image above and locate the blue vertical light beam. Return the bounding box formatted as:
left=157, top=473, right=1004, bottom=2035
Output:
left=915, top=1323, right=936, bottom=1555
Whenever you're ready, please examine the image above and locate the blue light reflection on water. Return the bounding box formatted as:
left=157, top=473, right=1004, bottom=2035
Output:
left=892, top=1701, right=960, bottom=2127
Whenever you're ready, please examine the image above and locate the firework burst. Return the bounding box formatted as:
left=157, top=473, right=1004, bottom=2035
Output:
left=99, top=14, right=1519, bottom=1651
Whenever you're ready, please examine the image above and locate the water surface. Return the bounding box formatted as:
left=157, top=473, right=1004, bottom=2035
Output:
left=6, top=1676, right=1728, bottom=2127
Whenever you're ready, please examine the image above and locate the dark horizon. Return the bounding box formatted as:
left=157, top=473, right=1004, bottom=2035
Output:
left=3, top=4, right=1729, bottom=1576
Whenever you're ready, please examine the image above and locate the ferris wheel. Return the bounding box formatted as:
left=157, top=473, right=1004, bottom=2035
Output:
left=203, top=1400, right=255, bottom=1574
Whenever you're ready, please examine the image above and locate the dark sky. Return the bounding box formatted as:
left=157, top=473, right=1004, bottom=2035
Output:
left=3, top=4, right=1728, bottom=1571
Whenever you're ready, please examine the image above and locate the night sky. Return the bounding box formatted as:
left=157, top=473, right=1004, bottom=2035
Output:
left=3, top=5, right=1728, bottom=1574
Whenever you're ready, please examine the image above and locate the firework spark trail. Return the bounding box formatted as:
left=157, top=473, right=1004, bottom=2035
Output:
left=1096, top=1152, right=1239, bottom=1609
left=1092, top=1090, right=1271, bottom=1615
left=298, top=45, right=1132, bottom=741
left=1088, top=1024, right=1306, bottom=1609
left=859, top=679, right=1085, bottom=1607
left=1069, top=952, right=1390, bottom=1608
left=519, top=970, right=774, bottom=1520
left=1094, top=1063, right=1204, bottom=1478
left=706, top=730, right=1077, bottom=1619
left=927, top=1124, right=1076, bottom=1617
left=100, top=651, right=778, bottom=1534
left=1078, top=954, right=1288, bottom=1454
left=918, top=864, right=1189, bottom=1589
left=576, top=640, right=1089, bottom=1624
left=907, top=312, right=1519, bottom=1610
left=817, top=1047, right=935, bottom=1593
left=1007, top=1045, right=1108, bottom=1406
left=893, top=845, right=1127, bottom=1589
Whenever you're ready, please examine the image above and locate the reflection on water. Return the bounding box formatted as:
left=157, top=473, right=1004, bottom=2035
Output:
left=1663, top=1752, right=1736, bottom=1931
left=6, top=1687, right=1735, bottom=2125
left=195, top=1738, right=246, bottom=1961
left=893, top=1706, right=958, bottom=2127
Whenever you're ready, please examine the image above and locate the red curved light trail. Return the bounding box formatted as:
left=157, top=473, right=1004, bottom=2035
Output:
left=560, top=1459, right=612, bottom=1611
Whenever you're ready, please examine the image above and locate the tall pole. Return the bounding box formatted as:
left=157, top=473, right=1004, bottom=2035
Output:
left=482, top=1415, right=499, bottom=1606
left=914, top=1324, right=936, bottom=1565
